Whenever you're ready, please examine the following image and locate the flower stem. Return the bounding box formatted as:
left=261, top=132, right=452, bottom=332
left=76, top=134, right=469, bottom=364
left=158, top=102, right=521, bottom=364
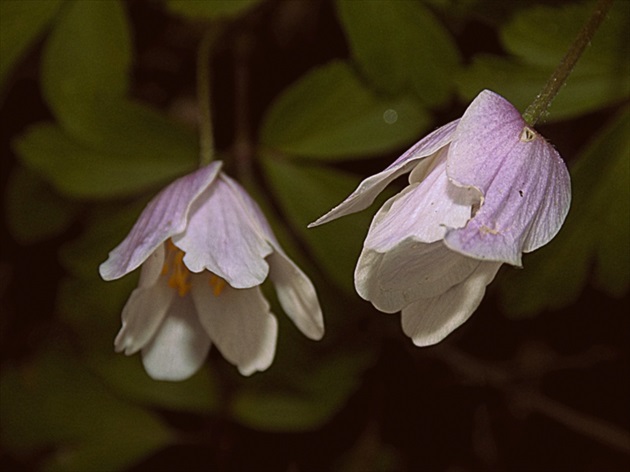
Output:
left=522, top=0, right=614, bottom=127
left=197, top=29, right=218, bottom=167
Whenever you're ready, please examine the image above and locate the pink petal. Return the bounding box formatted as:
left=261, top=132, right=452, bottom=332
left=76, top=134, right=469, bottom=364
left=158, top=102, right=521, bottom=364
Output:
left=223, top=176, right=325, bottom=339
left=99, top=162, right=222, bottom=281
left=308, top=120, right=459, bottom=227
left=445, top=90, right=571, bottom=266
left=174, top=174, right=273, bottom=289
left=364, top=150, right=477, bottom=252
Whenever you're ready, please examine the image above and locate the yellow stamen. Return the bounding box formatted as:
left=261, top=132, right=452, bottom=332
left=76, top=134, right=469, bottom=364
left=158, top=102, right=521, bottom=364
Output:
left=162, top=240, right=192, bottom=297
left=209, top=274, right=226, bottom=297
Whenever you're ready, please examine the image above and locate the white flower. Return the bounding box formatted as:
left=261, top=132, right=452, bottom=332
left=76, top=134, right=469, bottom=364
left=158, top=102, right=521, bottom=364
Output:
left=100, top=161, right=324, bottom=381
left=310, top=90, right=571, bottom=346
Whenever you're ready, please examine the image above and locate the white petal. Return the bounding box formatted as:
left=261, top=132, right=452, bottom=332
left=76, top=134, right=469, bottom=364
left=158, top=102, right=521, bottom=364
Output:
left=308, top=120, right=459, bottom=227
left=141, top=294, right=212, bottom=381
left=355, top=242, right=480, bottom=313
left=364, top=150, right=478, bottom=252
left=268, top=251, right=324, bottom=340
left=114, top=270, right=175, bottom=355
left=99, top=162, right=222, bottom=281
left=400, top=261, right=502, bottom=346
left=217, top=176, right=324, bottom=340
left=137, top=244, right=165, bottom=288
left=190, top=276, right=278, bottom=376
left=174, top=174, right=273, bottom=289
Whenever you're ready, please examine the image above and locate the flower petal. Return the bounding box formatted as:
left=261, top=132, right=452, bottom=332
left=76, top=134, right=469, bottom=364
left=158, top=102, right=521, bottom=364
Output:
left=141, top=294, right=212, bottom=381
left=355, top=242, right=481, bottom=313
left=114, top=257, right=175, bottom=355
left=137, top=244, right=166, bottom=288
left=99, top=162, right=222, bottom=281
left=364, top=150, right=478, bottom=251
left=236, top=187, right=325, bottom=340
left=268, top=251, right=324, bottom=340
left=445, top=90, right=571, bottom=266
left=400, top=261, right=502, bottom=346
left=191, top=276, right=277, bottom=376
left=174, top=174, right=273, bottom=289
left=308, top=120, right=459, bottom=227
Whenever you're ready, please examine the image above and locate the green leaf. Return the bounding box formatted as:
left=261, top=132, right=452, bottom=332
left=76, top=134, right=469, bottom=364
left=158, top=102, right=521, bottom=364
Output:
left=0, top=348, right=172, bottom=472
left=0, top=0, right=63, bottom=94
left=14, top=122, right=196, bottom=199
left=501, top=1, right=629, bottom=70
left=499, top=108, right=630, bottom=317
left=166, top=0, right=261, bottom=19
left=5, top=166, right=80, bottom=244
left=42, top=0, right=132, bottom=138
left=263, top=156, right=381, bottom=294
left=336, top=0, right=460, bottom=106
left=261, top=61, right=429, bottom=160
left=457, top=1, right=630, bottom=121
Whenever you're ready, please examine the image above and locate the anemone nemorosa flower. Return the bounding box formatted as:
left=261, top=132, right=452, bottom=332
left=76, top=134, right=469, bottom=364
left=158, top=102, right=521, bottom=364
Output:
left=100, top=162, right=324, bottom=381
left=310, top=90, right=571, bottom=346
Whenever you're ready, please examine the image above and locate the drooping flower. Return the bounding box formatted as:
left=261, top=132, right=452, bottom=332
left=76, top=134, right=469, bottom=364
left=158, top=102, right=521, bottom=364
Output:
left=100, top=161, right=324, bottom=381
left=309, top=90, right=571, bottom=346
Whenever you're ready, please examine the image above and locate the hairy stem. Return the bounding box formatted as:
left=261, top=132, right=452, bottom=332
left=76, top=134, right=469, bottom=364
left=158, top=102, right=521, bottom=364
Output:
left=522, top=0, right=614, bottom=126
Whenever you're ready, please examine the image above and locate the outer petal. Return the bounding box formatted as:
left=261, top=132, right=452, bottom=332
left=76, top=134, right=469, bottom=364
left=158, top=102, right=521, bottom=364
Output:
left=141, top=294, right=212, bottom=381
left=401, top=261, right=502, bottom=346
left=114, top=247, right=175, bottom=355
left=355, top=242, right=481, bottom=313
left=174, top=174, right=273, bottom=289
left=99, top=162, right=222, bottom=281
left=364, top=150, right=478, bottom=251
left=268, top=251, right=324, bottom=340
left=308, top=120, right=459, bottom=227
left=445, top=90, right=571, bottom=266
left=190, top=276, right=277, bottom=376
left=225, top=176, right=325, bottom=340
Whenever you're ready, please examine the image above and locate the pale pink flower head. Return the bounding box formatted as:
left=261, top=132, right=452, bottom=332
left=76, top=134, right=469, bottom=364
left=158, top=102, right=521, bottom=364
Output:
left=100, top=161, right=324, bottom=381
left=310, top=90, right=571, bottom=346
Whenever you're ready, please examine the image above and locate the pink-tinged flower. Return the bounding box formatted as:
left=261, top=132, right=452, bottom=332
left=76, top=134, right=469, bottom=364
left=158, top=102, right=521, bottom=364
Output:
left=100, top=162, right=324, bottom=381
left=310, top=90, right=571, bottom=346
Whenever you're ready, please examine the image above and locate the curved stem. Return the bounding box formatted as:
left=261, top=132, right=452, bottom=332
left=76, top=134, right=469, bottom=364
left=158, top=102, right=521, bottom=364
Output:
left=522, top=0, right=614, bottom=126
left=197, top=29, right=218, bottom=167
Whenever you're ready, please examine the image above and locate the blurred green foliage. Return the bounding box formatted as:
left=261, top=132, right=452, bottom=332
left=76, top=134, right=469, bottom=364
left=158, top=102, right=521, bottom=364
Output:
left=336, top=0, right=460, bottom=106
left=1, top=0, right=628, bottom=470
left=167, top=0, right=262, bottom=20
left=261, top=61, right=429, bottom=159
left=457, top=0, right=630, bottom=121
left=0, top=0, right=63, bottom=94
left=0, top=347, right=173, bottom=471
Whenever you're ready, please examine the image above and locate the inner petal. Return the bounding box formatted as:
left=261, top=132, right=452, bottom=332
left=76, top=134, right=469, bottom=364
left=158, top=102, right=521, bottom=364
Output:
left=365, top=152, right=478, bottom=252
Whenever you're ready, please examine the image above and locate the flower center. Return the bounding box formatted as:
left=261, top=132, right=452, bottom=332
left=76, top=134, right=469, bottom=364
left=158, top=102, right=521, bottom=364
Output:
left=162, top=240, right=192, bottom=297
left=161, top=240, right=228, bottom=298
